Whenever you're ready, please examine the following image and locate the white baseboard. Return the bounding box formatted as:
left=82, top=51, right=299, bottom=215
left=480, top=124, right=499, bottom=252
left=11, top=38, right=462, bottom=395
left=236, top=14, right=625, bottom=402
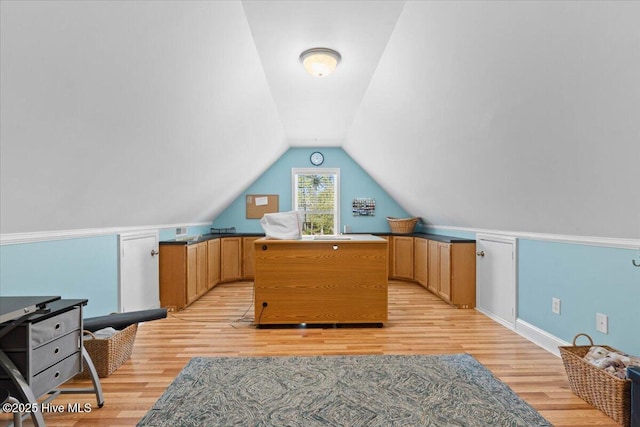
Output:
left=474, top=309, right=567, bottom=357
left=514, top=319, right=569, bottom=357
left=475, top=307, right=516, bottom=331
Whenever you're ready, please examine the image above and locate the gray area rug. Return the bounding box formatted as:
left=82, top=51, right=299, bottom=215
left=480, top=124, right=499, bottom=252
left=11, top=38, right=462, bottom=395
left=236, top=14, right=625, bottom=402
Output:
left=138, top=354, right=552, bottom=426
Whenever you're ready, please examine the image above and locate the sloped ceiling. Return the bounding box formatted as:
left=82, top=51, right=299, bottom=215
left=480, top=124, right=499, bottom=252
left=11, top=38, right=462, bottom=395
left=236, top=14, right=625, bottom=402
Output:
left=1, top=1, right=638, bottom=238
left=1, top=1, right=287, bottom=233
left=242, top=1, right=404, bottom=146
left=344, top=1, right=640, bottom=239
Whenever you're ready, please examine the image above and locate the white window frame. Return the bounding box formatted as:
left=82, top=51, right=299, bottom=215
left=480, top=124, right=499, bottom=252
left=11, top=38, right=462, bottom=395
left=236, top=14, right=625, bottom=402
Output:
left=291, top=168, right=340, bottom=235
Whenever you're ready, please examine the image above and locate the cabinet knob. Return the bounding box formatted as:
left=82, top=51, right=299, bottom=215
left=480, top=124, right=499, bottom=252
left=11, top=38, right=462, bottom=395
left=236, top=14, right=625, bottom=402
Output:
left=151, top=250, right=159, bottom=257
left=476, top=251, right=485, bottom=257
left=332, top=245, right=339, bottom=250
left=261, top=245, right=268, bottom=251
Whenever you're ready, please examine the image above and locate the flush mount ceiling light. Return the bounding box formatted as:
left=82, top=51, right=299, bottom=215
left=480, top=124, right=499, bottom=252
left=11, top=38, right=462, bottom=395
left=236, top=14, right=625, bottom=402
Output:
left=299, top=47, right=342, bottom=78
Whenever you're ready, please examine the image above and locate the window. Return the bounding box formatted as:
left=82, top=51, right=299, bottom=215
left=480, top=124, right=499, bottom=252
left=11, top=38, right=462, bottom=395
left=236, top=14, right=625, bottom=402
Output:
left=292, top=168, right=340, bottom=235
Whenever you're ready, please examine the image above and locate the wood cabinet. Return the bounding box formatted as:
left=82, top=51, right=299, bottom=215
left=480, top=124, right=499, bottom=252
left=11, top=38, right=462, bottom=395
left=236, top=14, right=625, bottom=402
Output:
left=427, top=240, right=476, bottom=308
left=242, top=236, right=260, bottom=280
left=186, top=244, right=198, bottom=304
left=391, top=236, right=414, bottom=280
left=160, top=235, right=263, bottom=310
left=207, top=238, right=220, bottom=289
left=160, top=233, right=473, bottom=311
left=196, top=242, right=208, bottom=297
left=381, top=236, right=393, bottom=276
left=437, top=243, right=451, bottom=301
left=427, top=240, right=439, bottom=294
left=413, top=237, right=428, bottom=288
left=220, top=237, right=242, bottom=282
left=254, top=236, right=388, bottom=325
left=160, top=241, right=208, bottom=311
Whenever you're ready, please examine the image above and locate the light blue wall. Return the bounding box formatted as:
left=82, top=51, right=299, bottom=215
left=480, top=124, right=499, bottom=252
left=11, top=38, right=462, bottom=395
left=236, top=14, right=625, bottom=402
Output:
left=425, top=225, right=640, bottom=356
left=518, top=240, right=639, bottom=356
left=0, top=225, right=210, bottom=318
left=212, top=147, right=411, bottom=233
left=0, top=236, right=118, bottom=318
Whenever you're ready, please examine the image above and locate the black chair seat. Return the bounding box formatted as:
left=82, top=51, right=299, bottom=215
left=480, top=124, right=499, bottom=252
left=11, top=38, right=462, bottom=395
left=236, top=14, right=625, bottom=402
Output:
left=83, top=308, right=167, bottom=332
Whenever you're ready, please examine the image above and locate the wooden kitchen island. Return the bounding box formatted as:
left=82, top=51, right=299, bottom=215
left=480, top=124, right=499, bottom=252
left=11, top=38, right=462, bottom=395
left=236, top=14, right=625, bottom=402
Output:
left=253, top=234, right=388, bottom=326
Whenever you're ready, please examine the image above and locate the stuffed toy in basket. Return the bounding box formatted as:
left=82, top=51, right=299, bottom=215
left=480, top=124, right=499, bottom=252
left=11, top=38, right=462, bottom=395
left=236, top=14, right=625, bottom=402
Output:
left=559, top=333, right=633, bottom=425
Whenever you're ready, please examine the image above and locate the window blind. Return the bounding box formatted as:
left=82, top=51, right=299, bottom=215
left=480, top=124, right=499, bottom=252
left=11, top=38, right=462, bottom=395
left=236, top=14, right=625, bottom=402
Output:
left=294, top=171, right=338, bottom=235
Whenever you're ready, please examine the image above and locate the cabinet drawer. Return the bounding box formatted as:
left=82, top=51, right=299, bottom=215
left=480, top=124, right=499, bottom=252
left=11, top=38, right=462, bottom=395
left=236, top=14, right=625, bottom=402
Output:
left=31, top=352, right=81, bottom=398
left=31, top=307, right=81, bottom=347
left=32, top=330, right=81, bottom=375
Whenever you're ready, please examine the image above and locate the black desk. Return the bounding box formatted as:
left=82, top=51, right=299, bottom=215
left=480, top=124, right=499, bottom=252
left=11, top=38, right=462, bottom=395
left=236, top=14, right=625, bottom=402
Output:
left=0, top=297, right=60, bottom=325
left=0, top=297, right=104, bottom=427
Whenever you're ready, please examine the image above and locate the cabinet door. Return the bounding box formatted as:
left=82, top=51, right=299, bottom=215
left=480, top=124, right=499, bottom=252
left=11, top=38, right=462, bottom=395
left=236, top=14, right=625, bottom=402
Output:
left=382, top=236, right=393, bottom=278
left=196, top=242, right=208, bottom=297
left=392, top=236, right=414, bottom=280
left=242, top=236, right=260, bottom=280
left=220, top=237, right=242, bottom=282
left=438, top=243, right=452, bottom=302
left=427, top=240, right=439, bottom=294
left=186, top=245, right=198, bottom=303
left=159, top=244, right=187, bottom=310
left=449, top=243, right=477, bottom=308
left=207, top=239, right=220, bottom=289
left=254, top=240, right=388, bottom=324
left=413, top=238, right=428, bottom=288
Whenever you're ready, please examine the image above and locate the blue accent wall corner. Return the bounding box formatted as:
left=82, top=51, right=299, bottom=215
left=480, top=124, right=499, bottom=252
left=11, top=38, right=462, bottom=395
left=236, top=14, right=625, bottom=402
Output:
left=0, top=235, right=119, bottom=318
left=212, top=147, right=411, bottom=233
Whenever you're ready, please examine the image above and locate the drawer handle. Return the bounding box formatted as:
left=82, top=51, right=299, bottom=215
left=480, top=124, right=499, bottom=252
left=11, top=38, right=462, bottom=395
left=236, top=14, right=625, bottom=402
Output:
left=261, top=245, right=267, bottom=250
left=54, top=371, right=60, bottom=379
left=54, top=347, right=60, bottom=354
left=54, top=323, right=61, bottom=330
left=332, top=245, right=339, bottom=250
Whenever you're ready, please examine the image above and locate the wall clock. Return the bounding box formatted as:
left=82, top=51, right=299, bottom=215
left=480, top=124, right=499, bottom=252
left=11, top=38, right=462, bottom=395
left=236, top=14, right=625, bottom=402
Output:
left=310, top=151, right=324, bottom=166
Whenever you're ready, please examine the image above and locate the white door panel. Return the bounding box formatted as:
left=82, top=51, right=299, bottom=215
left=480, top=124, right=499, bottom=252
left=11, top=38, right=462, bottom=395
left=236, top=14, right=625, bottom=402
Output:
left=476, top=234, right=516, bottom=327
left=119, top=231, right=160, bottom=313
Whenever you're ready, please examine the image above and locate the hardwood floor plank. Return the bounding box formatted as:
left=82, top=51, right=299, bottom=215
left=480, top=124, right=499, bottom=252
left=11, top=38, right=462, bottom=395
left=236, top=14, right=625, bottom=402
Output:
left=1, top=280, right=618, bottom=426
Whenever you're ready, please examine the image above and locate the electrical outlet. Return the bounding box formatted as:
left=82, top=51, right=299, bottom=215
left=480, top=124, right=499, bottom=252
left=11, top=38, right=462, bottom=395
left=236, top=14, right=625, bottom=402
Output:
left=596, top=313, right=608, bottom=334
left=552, top=298, right=561, bottom=315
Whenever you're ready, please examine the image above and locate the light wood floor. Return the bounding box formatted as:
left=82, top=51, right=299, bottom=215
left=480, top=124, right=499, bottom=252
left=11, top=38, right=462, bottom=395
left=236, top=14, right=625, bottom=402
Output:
left=2, top=280, right=617, bottom=426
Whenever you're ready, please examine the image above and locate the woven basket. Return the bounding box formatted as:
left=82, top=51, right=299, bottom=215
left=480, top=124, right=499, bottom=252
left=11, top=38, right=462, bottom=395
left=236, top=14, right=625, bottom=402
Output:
left=386, top=217, right=419, bottom=234
left=76, top=323, right=138, bottom=378
left=558, top=333, right=631, bottom=425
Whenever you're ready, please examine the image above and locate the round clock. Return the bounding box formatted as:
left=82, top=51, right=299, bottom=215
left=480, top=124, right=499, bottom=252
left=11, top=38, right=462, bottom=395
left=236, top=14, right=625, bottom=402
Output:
left=310, top=151, right=324, bottom=166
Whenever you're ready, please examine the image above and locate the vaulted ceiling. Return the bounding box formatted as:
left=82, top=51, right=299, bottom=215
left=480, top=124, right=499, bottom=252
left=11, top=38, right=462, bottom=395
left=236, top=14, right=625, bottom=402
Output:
left=1, top=1, right=638, bottom=238
left=242, top=1, right=404, bottom=146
